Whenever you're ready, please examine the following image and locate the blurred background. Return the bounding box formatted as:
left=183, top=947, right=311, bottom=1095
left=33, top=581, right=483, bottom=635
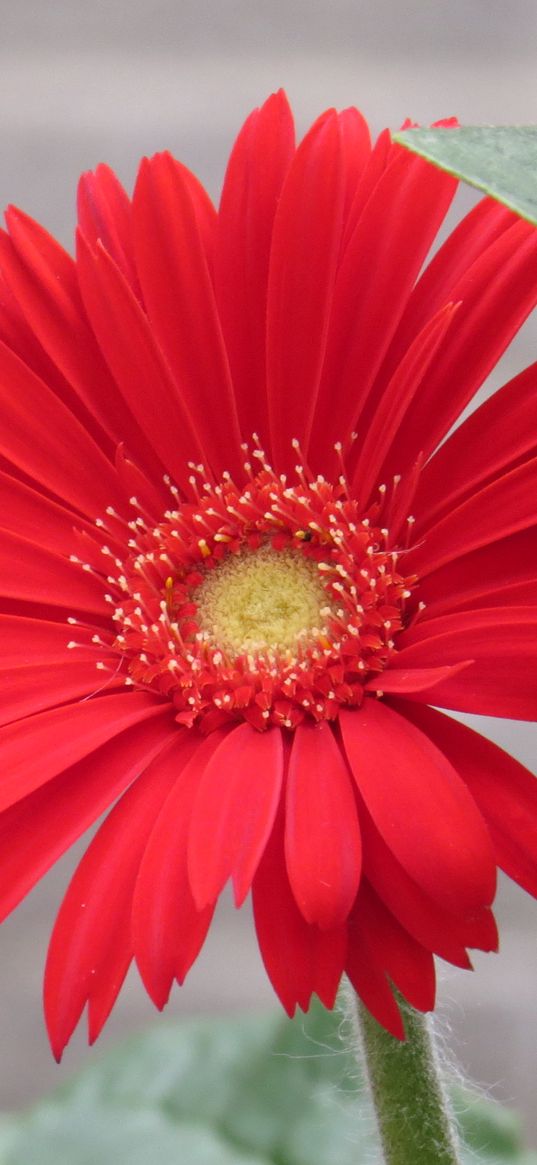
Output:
left=0, top=0, right=536, bottom=1148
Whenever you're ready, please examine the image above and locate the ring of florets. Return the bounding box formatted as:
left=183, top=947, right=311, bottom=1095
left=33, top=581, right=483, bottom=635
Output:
left=95, top=450, right=416, bottom=732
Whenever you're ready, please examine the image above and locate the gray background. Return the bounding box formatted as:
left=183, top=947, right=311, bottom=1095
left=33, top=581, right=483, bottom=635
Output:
left=0, top=0, right=536, bottom=1148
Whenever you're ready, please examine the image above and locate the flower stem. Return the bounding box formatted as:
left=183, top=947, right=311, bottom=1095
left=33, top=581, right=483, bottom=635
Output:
left=349, top=990, right=461, bottom=1165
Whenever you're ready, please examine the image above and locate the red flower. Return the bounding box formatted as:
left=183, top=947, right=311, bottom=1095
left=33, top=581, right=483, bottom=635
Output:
left=0, top=91, right=535, bottom=1058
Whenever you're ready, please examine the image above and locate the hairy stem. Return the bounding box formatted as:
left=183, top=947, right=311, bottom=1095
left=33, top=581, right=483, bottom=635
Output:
left=348, top=989, right=461, bottom=1165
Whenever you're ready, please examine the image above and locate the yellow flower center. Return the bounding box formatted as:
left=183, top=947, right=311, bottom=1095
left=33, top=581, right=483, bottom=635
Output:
left=195, top=545, right=330, bottom=657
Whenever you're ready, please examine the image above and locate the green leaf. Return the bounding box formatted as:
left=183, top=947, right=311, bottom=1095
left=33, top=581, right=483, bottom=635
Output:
left=392, top=127, right=537, bottom=226
left=0, top=1002, right=534, bottom=1164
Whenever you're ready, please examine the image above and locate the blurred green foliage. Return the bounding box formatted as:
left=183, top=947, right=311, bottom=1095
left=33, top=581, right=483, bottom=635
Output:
left=0, top=1001, right=533, bottom=1164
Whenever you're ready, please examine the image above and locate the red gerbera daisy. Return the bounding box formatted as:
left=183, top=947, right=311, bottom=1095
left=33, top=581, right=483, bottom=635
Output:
left=0, top=91, right=536, bottom=1059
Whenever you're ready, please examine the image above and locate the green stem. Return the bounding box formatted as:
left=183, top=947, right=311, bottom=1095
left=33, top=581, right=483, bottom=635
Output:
left=349, top=990, right=461, bottom=1165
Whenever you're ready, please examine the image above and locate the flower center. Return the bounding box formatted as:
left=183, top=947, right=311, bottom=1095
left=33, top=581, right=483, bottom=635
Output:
left=195, top=546, right=329, bottom=657
left=76, top=449, right=417, bottom=732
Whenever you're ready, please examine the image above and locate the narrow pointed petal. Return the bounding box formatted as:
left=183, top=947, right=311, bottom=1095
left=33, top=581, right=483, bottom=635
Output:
left=0, top=713, right=175, bottom=924
left=77, top=163, right=140, bottom=295
left=359, top=794, right=497, bottom=964
left=395, top=608, right=537, bottom=719
left=352, top=303, right=459, bottom=505
left=365, top=662, right=471, bottom=695
left=346, top=927, right=405, bottom=1040
left=340, top=127, right=392, bottom=248
left=0, top=470, right=99, bottom=554
left=386, top=218, right=537, bottom=472
left=86, top=917, right=132, bottom=1046
left=76, top=233, right=205, bottom=490
left=267, top=112, right=344, bottom=468
left=0, top=339, right=123, bottom=516
left=352, top=882, right=436, bottom=1013
left=415, top=527, right=537, bottom=617
left=376, top=197, right=516, bottom=396
left=407, top=458, right=537, bottom=579
left=44, top=735, right=189, bottom=1058
left=312, top=923, right=348, bottom=1011
left=340, top=701, right=496, bottom=914
left=0, top=266, right=82, bottom=415
left=0, top=692, right=165, bottom=811
left=285, top=721, right=361, bottom=928
left=253, top=810, right=315, bottom=1014
left=398, top=702, right=537, bottom=899
left=114, top=443, right=170, bottom=519
left=253, top=803, right=347, bottom=1014
left=414, top=361, right=537, bottom=533
left=215, top=90, right=295, bottom=448
left=0, top=614, right=101, bottom=666
left=133, top=734, right=222, bottom=1008
left=0, top=660, right=124, bottom=727
left=309, top=149, right=456, bottom=470
left=132, top=153, right=243, bottom=477
left=0, top=527, right=107, bottom=616
left=187, top=723, right=284, bottom=909
left=2, top=208, right=142, bottom=451
left=338, top=107, right=372, bottom=222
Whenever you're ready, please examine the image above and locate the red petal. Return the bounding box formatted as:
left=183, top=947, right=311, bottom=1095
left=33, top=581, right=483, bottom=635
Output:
left=0, top=526, right=107, bottom=616
left=346, top=925, right=405, bottom=1040
left=0, top=340, right=122, bottom=516
left=114, top=444, right=169, bottom=520
left=341, top=127, right=391, bottom=249
left=312, top=923, right=348, bottom=1012
left=187, top=723, right=284, bottom=909
left=309, top=149, right=456, bottom=473
left=386, top=218, right=537, bottom=473
left=267, top=111, right=344, bottom=468
left=414, top=361, right=537, bottom=534
left=0, top=469, right=99, bottom=554
left=86, top=918, right=132, bottom=1046
left=398, top=701, right=537, bottom=899
left=0, top=712, right=175, bottom=923
left=77, top=163, right=140, bottom=296
left=133, top=732, right=224, bottom=1008
left=0, top=614, right=99, bottom=665
left=76, top=233, right=207, bottom=488
left=132, top=153, right=243, bottom=477
left=338, top=107, right=372, bottom=224
left=351, top=881, right=436, bottom=1013
left=44, top=733, right=192, bottom=1057
left=352, top=303, right=459, bottom=505
left=2, top=209, right=143, bottom=455
left=376, top=197, right=516, bottom=400
left=340, top=701, right=496, bottom=913
left=0, top=660, right=124, bottom=727
left=252, top=802, right=346, bottom=1014
left=285, top=721, right=361, bottom=928
left=0, top=691, right=164, bottom=811
left=0, top=267, right=81, bottom=417
left=407, top=458, right=537, bottom=579
left=215, top=91, right=295, bottom=448
left=359, top=794, right=497, bottom=964
left=253, top=812, right=314, bottom=1013
left=365, top=662, right=471, bottom=695
left=395, top=607, right=537, bottom=719
left=415, top=527, right=537, bottom=617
